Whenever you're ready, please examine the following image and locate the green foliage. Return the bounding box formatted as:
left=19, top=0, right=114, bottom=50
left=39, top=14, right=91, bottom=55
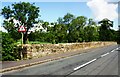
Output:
left=98, top=18, right=114, bottom=41
left=0, top=31, right=2, bottom=60
left=57, top=17, right=64, bottom=24
left=28, top=31, right=48, bottom=42
left=68, top=16, right=87, bottom=42
left=63, top=13, right=75, bottom=24
left=9, top=30, right=22, bottom=41
left=83, top=18, right=99, bottom=41
left=1, top=2, right=40, bottom=44
left=117, top=25, right=120, bottom=44
left=28, top=41, right=50, bottom=44
left=42, top=22, right=49, bottom=29
left=2, top=32, right=20, bottom=61
left=28, top=13, right=117, bottom=44
left=84, top=26, right=99, bottom=42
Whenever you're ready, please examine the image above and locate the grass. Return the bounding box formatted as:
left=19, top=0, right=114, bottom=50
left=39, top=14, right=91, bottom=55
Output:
left=28, top=41, right=51, bottom=44
left=15, top=39, right=51, bottom=45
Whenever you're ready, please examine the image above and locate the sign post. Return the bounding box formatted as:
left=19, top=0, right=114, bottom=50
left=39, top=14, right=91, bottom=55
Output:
left=21, top=32, right=23, bottom=48
left=18, top=25, right=26, bottom=59
left=18, top=26, right=26, bottom=48
left=18, top=25, right=26, bottom=48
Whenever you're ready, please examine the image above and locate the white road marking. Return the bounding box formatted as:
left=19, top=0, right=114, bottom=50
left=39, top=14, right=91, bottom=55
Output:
left=73, top=58, right=97, bottom=71
left=73, top=47, right=119, bottom=71
left=110, top=47, right=119, bottom=52
left=115, top=47, right=120, bottom=51
left=111, top=50, right=115, bottom=52
left=101, top=52, right=110, bottom=57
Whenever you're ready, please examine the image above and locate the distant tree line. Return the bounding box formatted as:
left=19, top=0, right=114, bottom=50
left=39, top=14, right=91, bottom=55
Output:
left=28, top=13, right=118, bottom=44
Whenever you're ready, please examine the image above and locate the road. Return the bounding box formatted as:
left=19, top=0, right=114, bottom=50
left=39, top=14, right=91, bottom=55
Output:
left=3, top=45, right=120, bottom=76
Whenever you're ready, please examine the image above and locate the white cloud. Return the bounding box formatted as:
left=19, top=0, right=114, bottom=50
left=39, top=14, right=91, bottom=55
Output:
left=0, top=26, right=7, bottom=32
left=87, top=0, right=118, bottom=21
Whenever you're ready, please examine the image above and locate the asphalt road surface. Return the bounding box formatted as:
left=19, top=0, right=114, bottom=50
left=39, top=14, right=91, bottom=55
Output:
left=3, top=45, right=120, bottom=76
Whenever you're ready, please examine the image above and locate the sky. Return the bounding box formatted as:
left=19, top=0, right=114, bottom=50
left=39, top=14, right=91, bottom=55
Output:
left=0, top=0, right=120, bottom=32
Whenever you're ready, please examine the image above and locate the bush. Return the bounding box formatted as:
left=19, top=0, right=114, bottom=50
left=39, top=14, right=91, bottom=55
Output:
left=2, top=32, right=20, bottom=61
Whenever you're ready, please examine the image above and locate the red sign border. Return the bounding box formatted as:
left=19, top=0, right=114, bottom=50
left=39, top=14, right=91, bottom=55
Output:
left=18, top=26, right=26, bottom=32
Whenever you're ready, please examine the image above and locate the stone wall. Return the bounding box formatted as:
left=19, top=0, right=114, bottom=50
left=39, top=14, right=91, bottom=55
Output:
left=19, top=42, right=117, bottom=59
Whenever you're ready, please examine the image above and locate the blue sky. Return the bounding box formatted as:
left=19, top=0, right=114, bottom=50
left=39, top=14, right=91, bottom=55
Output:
left=1, top=2, right=93, bottom=22
left=35, top=2, right=93, bottom=22
left=0, top=0, right=119, bottom=31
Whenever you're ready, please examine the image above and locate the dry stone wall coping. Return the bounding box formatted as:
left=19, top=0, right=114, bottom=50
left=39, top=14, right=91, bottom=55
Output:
left=19, top=42, right=116, bottom=59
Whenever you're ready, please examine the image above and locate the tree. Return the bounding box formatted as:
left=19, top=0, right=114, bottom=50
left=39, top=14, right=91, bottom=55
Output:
left=83, top=18, right=99, bottom=42
left=42, top=22, right=49, bottom=30
left=57, top=17, right=68, bottom=42
left=54, top=24, right=67, bottom=43
left=62, top=13, right=75, bottom=42
left=98, top=18, right=113, bottom=41
left=57, top=17, right=64, bottom=24
left=88, top=18, right=96, bottom=26
left=1, top=2, right=40, bottom=44
left=117, top=25, right=120, bottom=44
left=69, top=16, right=87, bottom=42
left=63, top=13, right=75, bottom=25
left=84, top=26, right=99, bottom=42
left=2, top=18, right=22, bottom=41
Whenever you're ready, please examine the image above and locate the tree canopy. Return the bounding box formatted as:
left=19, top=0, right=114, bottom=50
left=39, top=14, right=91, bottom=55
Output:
left=98, top=18, right=114, bottom=41
left=1, top=2, right=40, bottom=43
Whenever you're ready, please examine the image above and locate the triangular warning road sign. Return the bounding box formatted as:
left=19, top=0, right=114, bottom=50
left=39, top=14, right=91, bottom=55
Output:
left=18, top=26, right=26, bottom=32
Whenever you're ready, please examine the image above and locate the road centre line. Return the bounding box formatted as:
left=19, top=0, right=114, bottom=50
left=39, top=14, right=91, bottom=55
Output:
left=74, top=58, right=97, bottom=71
left=111, top=50, right=114, bottom=52
left=73, top=47, right=118, bottom=71
left=116, top=47, right=120, bottom=51
left=101, top=52, right=110, bottom=57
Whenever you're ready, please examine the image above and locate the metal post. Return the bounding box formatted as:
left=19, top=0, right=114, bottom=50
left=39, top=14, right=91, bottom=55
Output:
left=21, top=32, right=23, bottom=59
left=22, top=32, right=23, bottom=48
